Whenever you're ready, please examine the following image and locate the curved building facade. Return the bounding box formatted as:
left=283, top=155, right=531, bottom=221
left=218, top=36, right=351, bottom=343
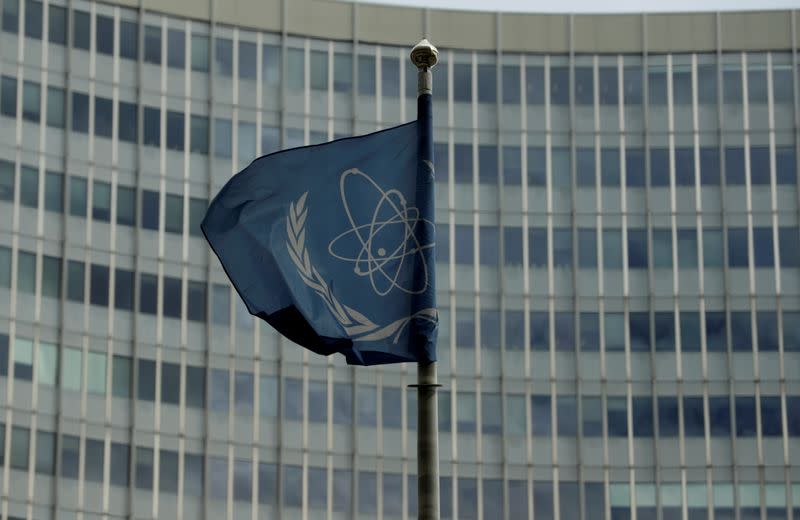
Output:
left=1, top=0, right=799, bottom=518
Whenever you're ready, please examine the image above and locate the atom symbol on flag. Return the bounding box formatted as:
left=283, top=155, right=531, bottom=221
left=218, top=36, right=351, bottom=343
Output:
left=328, top=168, right=434, bottom=296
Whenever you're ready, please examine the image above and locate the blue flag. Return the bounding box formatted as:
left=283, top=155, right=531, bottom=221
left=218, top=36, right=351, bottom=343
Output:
left=202, top=122, right=437, bottom=365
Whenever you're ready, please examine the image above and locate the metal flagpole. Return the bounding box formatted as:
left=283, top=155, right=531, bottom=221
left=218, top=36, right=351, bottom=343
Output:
left=410, top=39, right=440, bottom=520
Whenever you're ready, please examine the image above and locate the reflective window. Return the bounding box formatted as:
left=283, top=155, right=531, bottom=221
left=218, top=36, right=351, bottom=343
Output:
left=453, top=63, right=472, bottom=102
left=214, top=118, right=232, bottom=158
left=502, top=64, right=520, bottom=104
left=604, top=313, right=625, bottom=351
left=334, top=52, right=352, bottom=93
left=212, top=283, right=230, bottom=325
left=727, top=227, right=749, bottom=267
left=333, top=381, right=352, bottom=425
left=680, top=312, right=701, bottom=351
left=118, top=101, right=137, bottom=142
left=723, top=65, right=742, bottom=104
left=24, top=0, right=42, bottom=38
left=603, top=229, right=623, bottom=269
left=709, top=396, right=731, bottom=436
left=457, top=391, right=476, bottom=433
left=165, top=194, right=183, bottom=234
left=90, top=263, right=109, bottom=306
left=110, top=442, right=131, bottom=487
left=92, top=180, right=111, bottom=221
left=648, top=64, right=667, bottom=105
left=166, top=110, right=184, bottom=151
left=438, top=390, right=451, bottom=432
left=481, top=392, right=502, bottom=434
left=629, top=312, right=650, bottom=352
left=658, top=396, right=679, bottom=436
left=65, top=259, right=84, bottom=302
left=0, top=160, right=12, bottom=201
left=46, top=86, right=65, bottom=128
left=22, top=80, right=41, bottom=122
left=239, top=40, right=257, bottom=80
left=478, top=144, right=497, bottom=184
left=760, top=396, right=782, bottom=436
left=35, top=431, right=55, bottom=475
left=735, top=396, right=757, bottom=436
left=167, top=28, right=185, bottom=68
left=137, top=359, right=156, bottom=401
left=382, top=386, right=401, bottom=428
left=526, top=65, right=544, bottom=104
left=600, top=148, right=620, bottom=187
left=112, top=355, right=132, bottom=398
left=579, top=312, right=599, bottom=351
left=61, top=435, right=80, bottom=478
left=120, top=20, right=138, bottom=59
left=139, top=273, right=157, bottom=314
left=263, top=44, right=281, bottom=86
left=358, top=384, right=377, bottom=426
left=0, top=247, right=9, bottom=289
left=44, top=170, right=63, bottom=213
left=71, top=10, right=90, bottom=49
left=703, top=311, right=726, bottom=352
left=682, top=397, right=705, bottom=436
left=96, top=15, right=113, bottom=55
left=776, top=147, right=796, bottom=185
left=85, top=439, right=104, bottom=482
left=209, top=456, right=227, bottom=499
left=454, top=224, right=473, bottom=265
left=144, top=25, right=161, bottom=64
left=552, top=147, right=571, bottom=187
left=37, top=341, right=57, bottom=385
left=787, top=397, right=800, bottom=436
left=282, top=47, right=302, bottom=89
left=779, top=227, right=800, bottom=267
left=61, top=347, right=81, bottom=390
left=13, top=337, right=33, bottom=380
left=672, top=66, right=691, bottom=104
left=191, top=34, right=209, bottom=72
left=652, top=229, right=672, bottom=269
left=756, top=311, right=778, bottom=351
left=157, top=450, right=178, bottom=493
left=238, top=121, right=256, bottom=164
left=116, top=185, right=136, bottom=226
left=87, top=351, right=106, bottom=395
left=503, top=227, right=522, bottom=266
left=161, top=362, right=180, bottom=404
left=190, top=115, right=209, bottom=154
left=383, top=472, right=403, bottom=516
left=703, top=228, right=724, bottom=267
left=697, top=64, right=717, bottom=104
left=627, top=229, right=648, bottom=268
left=550, top=66, right=569, bottom=105
left=310, top=50, right=328, bottom=90
left=752, top=227, right=774, bottom=267
left=632, top=396, right=654, bottom=437
left=607, top=396, right=627, bottom=436
left=553, top=228, right=572, bottom=268
left=235, top=371, right=254, bottom=416
left=284, top=377, right=302, bottom=421
left=625, top=148, right=646, bottom=187
left=731, top=311, right=753, bottom=352
left=0, top=76, right=16, bottom=117
left=210, top=368, right=229, bottom=412
left=576, top=147, right=595, bottom=186
left=141, top=190, right=159, bottom=230
left=650, top=148, right=669, bottom=186
left=259, top=462, right=278, bottom=505
left=557, top=395, right=578, bottom=435
left=531, top=395, right=551, bottom=435
left=234, top=459, right=253, bottom=502
left=482, top=478, right=502, bottom=519
left=185, top=453, right=203, bottom=496
left=453, top=143, right=472, bottom=183
left=185, top=365, right=205, bottom=408
left=597, top=66, right=618, bottom=104
left=574, top=66, right=593, bottom=105
left=479, top=226, right=499, bottom=266
left=1, top=0, right=18, bottom=32
left=578, top=228, right=597, bottom=268
left=477, top=63, right=496, bottom=103
left=725, top=147, right=745, bottom=185
left=700, top=147, right=721, bottom=185
left=18, top=250, right=36, bottom=293
left=359, top=471, right=378, bottom=514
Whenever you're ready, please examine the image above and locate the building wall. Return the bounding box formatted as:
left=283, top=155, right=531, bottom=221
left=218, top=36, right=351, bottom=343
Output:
left=0, top=0, right=799, bottom=519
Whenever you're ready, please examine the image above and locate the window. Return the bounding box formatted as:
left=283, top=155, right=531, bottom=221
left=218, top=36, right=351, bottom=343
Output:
left=113, top=268, right=134, bottom=311
left=10, top=426, right=29, bottom=469
left=159, top=449, right=178, bottom=493
left=235, top=371, right=254, bottom=415
left=19, top=80, right=40, bottom=124
left=606, top=396, right=627, bottom=436
left=37, top=341, right=57, bottom=385
left=735, top=396, right=757, bottom=436
left=779, top=227, right=800, bottom=267
left=85, top=438, right=104, bottom=482
left=60, top=346, right=85, bottom=391
left=66, top=260, right=84, bottom=302
left=113, top=185, right=136, bottom=226
left=144, top=25, right=161, bottom=64
left=283, top=464, right=302, bottom=507
left=632, top=396, right=654, bottom=437
left=731, top=311, right=753, bottom=352
left=526, top=65, right=545, bottom=104
left=187, top=280, right=206, bottom=322
left=137, top=359, right=156, bottom=401
left=166, top=110, right=184, bottom=151
left=528, top=146, right=546, bottom=186
left=191, top=34, right=209, bottom=72
left=304, top=380, right=324, bottom=422
left=553, top=228, right=573, bottom=268
left=210, top=368, right=229, bottom=412
left=71, top=91, right=89, bottom=133
left=61, top=435, right=80, bottom=478
left=33, top=252, right=57, bottom=298
left=118, top=101, right=137, bottom=143
left=92, top=180, right=111, bottom=221
left=482, top=392, right=502, bottom=434
left=161, top=361, right=180, bottom=404
left=756, top=311, right=778, bottom=352
left=760, top=396, right=781, bottom=436
left=709, top=396, right=730, bottom=436
left=727, top=227, right=749, bottom=267
left=19, top=165, right=37, bottom=208
left=141, top=190, right=159, bottom=230
left=383, top=472, right=402, bottom=516
left=332, top=381, right=352, bottom=425
left=704, top=311, right=726, bottom=352
left=188, top=197, right=206, bottom=237
left=96, top=15, right=113, bottom=55
left=725, top=147, right=745, bottom=185
left=185, top=453, right=204, bottom=496
left=135, top=447, right=153, bottom=489
left=652, top=229, right=672, bottom=269
left=333, top=52, right=352, bottom=93
left=599, top=66, right=618, bottom=104
left=627, top=229, right=648, bottom=269
left=776, top=147, right=796, bottom=185
left=575, top=66, right=593, bottom=105
left=167, top=28, right=185, bottom=68
left=357, top=54, right=375, bottom=95
left=625, top=148, right=645, bottom=187
left=552, top=147, right=571, bottom=188
left=215, top=38, right=233, bottom=76
left=238, top=121, right=256, bottom=164
left=576, top=147, right=595, bottom=186
left=1, top=0, right=18, bottom=33
left=143, top=106, right=160, bottom=146
left=90, top=263, right=109, bottom=306
left=0, top=160, right=13, bottom=201
left=749, top=145, right=770, bottom=185
left=212, top=283, right=230, bottom=325
left=477, top=63, right=496, bottom=103
left=358, top=384, right=377, bottom=426
left=112, top=355, right=131, bottom=398
left=214, top=118, right=232, bottom=158
left=111, top=443, right=130, bottom=486
left=190, top=115, right=209, bottom=154
left=629, top=312, right=650, bottom=352
left=502, top=64, right=521, bottom=104
left=259, top=462, right=278, bottom=505
left=550, top=66, right=570, bottom=105
left=310, top=50, right=327, bottom=90
left=45, top=86, right=65, bottom=128
left=163, top=276, right=181, bottom=319
left=72, top=10, right=90, bottom=49
left=13, top=337, right=33, bottom=380
left=165, top=194, right=183, bottom=234
left=457, top=391, right=477, bottom=433
left=0, top=76, right=16, bottom=117
left=186, top=365, right=205, bottom=408
left=359, top=471, right=377, bottom=514
left=234, top=459, right=253, bottom=501
left=263, top=44, right=281, bottom=86
left=120, top=20, right=138, bottom=59
left=18, top=251, right=36, bottom=293
left=578, top=229, right=597, bottom=268
left=784, top=310, right=800, bottom=352
left=35, top=431, right=55, bottom=475
left=258, top=374, right=277, bottom=417
left=24, top=0, right=42, bottom=39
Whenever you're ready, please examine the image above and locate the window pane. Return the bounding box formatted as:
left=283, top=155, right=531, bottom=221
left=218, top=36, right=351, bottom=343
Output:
left=165, top=194, right=183, bottom=234
left=1, top=0, right=18, bottom=32
left=135, top=447, right=153, bottom=489
left=163, top=276, right=181, bottom=319
left=234, top=459, right=253, bottom=501
left=215, top=38, right=233, bottom=76
left=37, top=341, right=57, bottom=385
left=0, top=160, right=13, bottom=201
left=166, top=110, right=184, bottom=151
left=185, top=453, right=204, bottom=496
left=90, top=263, right=109, bottom=306
left=191, top=34, right=210, bottom=72
left=575, top=66, right=593, bottom=105
left=144, top=25, right=161, bottom=64
left=85, top=438, right=104, bottom=482
left=92, top=180, right=111, bottom=221
left=141, top=190, right=159, bottom=230
left=118, top=101, right=137, bottom=143
left=143, top=106, right=160, bottom=146
left=160, top=450, right=178, bottom=493
left=190, top=115, right=208, bottom=154
left=111, top=443, right=130, bottom=487
left=87, top=351, right=106, bottom=395
left=44, top=170, right=63, bottom=213
left=167, top=28, right=185, bottom=68
left=112, top=355, right=131, bottom=398
left=61, top=347, right=81, bottom=391
left=137, top=359, right=156, bottom=401
left=120, top=20, right=138, bottom=59
left=161, top=362, right=180, bottom=405
left=13, top=337, right=33, bottom=380
left=20, top=165, right=38, bottom=208
left=0, top=76, right=16, bottom=117
left=113, top=268, right=133, bottom=311
left=41, top=255, right=61, bottom=298
left=24, top=0, right=42, bottom=39
left=10, top=427, right=30, bottom=469
left=35, top=430, right=55, bottom=475
left=478, top=63, right=496, bottom=103
left=185, top=365, right=205, bottom=408
left=115, top=185, right=136, bottom=226
left=0, top=247, right=9, bottom=289
left=235, top=371, right=254, bottom=415
left=17, top=250, right=36, bottom=293
left=357, top=54, right=375, bottom=95
left=263, top=44, right=281, bottom=85
left=46, top=86, right=65, bottom=128
left=210, top=368, right=229, bottom=412
left=69, top=176, right=87, bottom=217
left=61, top=435, right=80, bottom=478
left=214, top=118, right=232, bottom=158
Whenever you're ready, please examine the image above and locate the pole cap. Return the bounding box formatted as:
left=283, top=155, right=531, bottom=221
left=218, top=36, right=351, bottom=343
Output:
left=410, top=39, right=439, bottom=70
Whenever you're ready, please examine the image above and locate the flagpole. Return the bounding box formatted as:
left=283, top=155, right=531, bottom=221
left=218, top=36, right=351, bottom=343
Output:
left=410, top=39, right=440, bottom=520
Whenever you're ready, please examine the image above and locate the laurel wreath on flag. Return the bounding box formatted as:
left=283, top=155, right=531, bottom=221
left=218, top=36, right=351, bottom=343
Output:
left=286, top=192, right=437, bottom=343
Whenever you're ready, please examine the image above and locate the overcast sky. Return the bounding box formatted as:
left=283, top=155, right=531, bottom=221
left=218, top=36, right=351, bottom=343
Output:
left=361, top=0, right=799, bottom=14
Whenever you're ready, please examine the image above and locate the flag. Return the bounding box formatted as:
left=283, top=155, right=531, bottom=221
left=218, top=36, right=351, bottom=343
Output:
left=201, top=122, right=437, bottom=365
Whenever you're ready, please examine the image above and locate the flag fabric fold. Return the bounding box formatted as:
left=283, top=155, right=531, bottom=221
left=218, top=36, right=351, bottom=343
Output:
left=202, top=121, right=437, bottom=365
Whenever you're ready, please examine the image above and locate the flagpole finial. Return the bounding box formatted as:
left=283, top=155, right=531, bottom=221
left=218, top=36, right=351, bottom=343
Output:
left=410, top=39, right=439, bottom=71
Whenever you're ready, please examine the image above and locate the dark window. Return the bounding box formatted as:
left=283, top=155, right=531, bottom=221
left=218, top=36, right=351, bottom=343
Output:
left=735, top=396, right=757, bottom=437
left=654, top=312, right=674, bottom=351
left=141, top=190, right=159, bottom=230
left=190, top=115, right=208, bottom=154
left=46, top=86, right=65, bottom=128
left=137, top=359, right=156, bottom=401
left=658, top=396, right=679, bottom=436
left=187, top=281, right=206, bottom=322
left=530, top=312, right=549, bottom=351
left=96, top=15, right=113, bottom=55
left=477, top=63, right=496, bottom=103
left=72, top=92, right=90, bottom=133
left=120, top=20, right=138, bottom=59
left=458, top=478, right=478, bottom=520
left=66, top=260, right=84, bottom=302
left=19, top=165, right=37, bottom=208
left=557, top=395, right=578, bottom=435
left=139, top=273, right=157, bottom=315
left=727, top=227, right=749, bottom=267
left=723, top=67, right=742, bottom=104
left=553, top=228, right=572, bottom=268
left=114, top=268, right=134, bottom=311
left=576, top=147, right=595, bottom=186
left=144, top=25, right=161, bottom=64
left=94, top=96, right=113, bottom=137
left=607, top=397, right=627, bottom=436
left=165, top=194, right=183, bottom=234
left=453, top=63, right=471, bottom=102
left=709, top=396, right=730, bottom=436
left=578, top=228, right=597, bottom=268
left=526, top=65, right=544, bottom=104
left=214, top=38, right=233, bottom=76
left=89, top=264, right=108, bottom=307
left=454, top=224, right=473, bottom=265
left=22, top=80, right=40, bottom=122
left=599, top=66, right=618, bottom=105
left=112, top=355, right=132, bottom=398
left=680, top=312, right=701, bottom=352
left=44, top=170, right=63, bottom=213
left=189, top=197, right=206, bottom=237
left=627, top=229, right=648, bottom=268
left=35, top=430, right=55, bottom=475
left=115, top=185, right=136, bottom=226
left=85, top=438, right=104, bottom=482
left=0, top=334, right=8, bottom=376
left=731, top=311, right=753, bottom=352
left=632, top=397, right=654, bottom=437
left=787, top=397, right=800, bottom=436
left=673, top=67, right=692, bottom=105
left=776, top=146, right=796, bottom=185
left=480, top=309, right=501, bottom=349
left=528, top=146, right=546, bottom=186
left=582, top=396, right=602, bottom=436
left=753, top=227, right=774, bottom=268
left=749, top=145, right=770, bottom=185
left=0, top=160, right=13, bottom=202
left=700, top=147, right=721, bottom=185
left=725, top=147, right=745, bottom=185
left=760, top=396, right=782, bottom=436
left=779, top=227, right=800, bottom=267
left=61, top=435, right=80, bottom=478
left=625, top=148, right=645, bottom=187
left=756, top=311, right=778, bottom=352
left=531, top=395, right=551, bottom=435
left=783, top=310, right=800, bottom=352
left=333, top=382, right=352, bottom=425
left=652, top=229, right=672, bottom=269
left=478, top=144, right=497, bottom=185
left=92, top=180, right=111, bottom=221
left=72, top=10, right=89, bottom=50
left=682, top=397, right=705, bottom=437
left=235, top=371, right=255, bottom=416
left=650, top=148, right=669, bottom=187
left=2, top=0, right=18, bottom=33
left=554, top=312, right=574, bottom=351
left=24, top=0, right=42, bottom=39
left=167, top=28, right=185, bottom=68
left=479, top=226, right=499, bottom=266
left=502, top=64, right=520, bottom=104
left=697, top=64, right=717, bottom=104
left=118, top=101, right=137, bottom=143
left=185, top=365, right=205, bottom=408
left=674, top=147, right=695, bottom=186
left=135, top=447, right=153, bottom=489
left=109, top=443, right=129, bottom=487
left=160, top=362, right=180, bottom=405
left=550, top=66, right=569, bottom=105
left=552, top=147, right=571, bottom=187
left=143, top=106, right=160, bottom=146
left=163, top=276, right=181, bottom=319
left=574, top=66, right=593, bottom=105
left=166, top=111, right=184, bottom=151
left=629, top=312, right=650, bottom=352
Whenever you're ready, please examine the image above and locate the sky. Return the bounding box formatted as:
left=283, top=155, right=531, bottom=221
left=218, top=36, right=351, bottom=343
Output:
left=360, top=0, right=800, bottom=14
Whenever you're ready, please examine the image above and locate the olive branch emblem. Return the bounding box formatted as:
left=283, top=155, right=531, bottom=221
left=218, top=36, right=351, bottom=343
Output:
left=286, top=192, right=437, bottom=343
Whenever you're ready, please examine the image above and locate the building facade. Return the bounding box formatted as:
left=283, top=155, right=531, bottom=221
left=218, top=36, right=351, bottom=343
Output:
left=0, top=0, right=799, bottom=518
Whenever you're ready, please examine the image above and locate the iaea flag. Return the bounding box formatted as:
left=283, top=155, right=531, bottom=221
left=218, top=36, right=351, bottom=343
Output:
left=201, top=122, right=437, bottom=365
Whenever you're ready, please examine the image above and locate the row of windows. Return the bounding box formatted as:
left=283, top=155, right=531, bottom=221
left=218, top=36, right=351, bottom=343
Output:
left=1, top=1, right=796, bottom=109
left=2, top=334, right=799, bottom=438
left=442, top=225, right=800, bottom=270
left=0, top=422, right=798, bottom=518
left=0, top=161, right=208, bottom=233
left=3, top=74, right=798, bottom=189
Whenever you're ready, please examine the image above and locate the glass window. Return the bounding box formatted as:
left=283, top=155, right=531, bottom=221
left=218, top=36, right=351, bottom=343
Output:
left=137, top=358, right=156, bottom=401
left=727, top=227, right=749, bottom=267
left=280, top=46, right=302, bottom=89
left=234, top=370, right=254, bottom=415
left=232, top=459, right=252, bottom=502
left=579, top=312, right=599, bottom=351
left=577, top=228, right=597, bottom=268
left=632, top=396, right=654, bottom=437
left=358, top=471, right=377, bottom=514
left=0, top=76, right=16, bottom=117
left=481, top=392, right=502, bottom=434
left=66, top=260, right=84, bottom=302
left=787, top=397, right=800, bottom=436
left=37, top=341, right=57, bottom=385
left=214, top=118, right=232, bottom=158
left=776, top=147, right=796, bottom=185
left=110, top=443, right=129, bottom=487
left=756, top=311, right=778, bottom=352
left=438, top=390, right=452, bottom=432
left=136, top=272, right=156, bottom=315
left=725, top=147, right=745, bottom=185
left=60, top=434, right=80, bottom=478
left=187, top=280, right=206, bottom=322
left=158, top=449, right=178, bottom=493
left=162, top=276, right=181, bottom=319
left=13, top=337, right=33, bottom=380
left=625, top=148, right=645, bottom=187
left=752, top=227, right=774, bottom=267
left=166, top=110, right=184, bottom=151
left=779, top=227, right=800, bottom=267
left=574, top=66, right=593, bottom=105
left=89, top=263, right=109, bottom=306
left=92, top=180, right=111, bottom=221
left=0, top=247, right=9, bottom=290
left=552, top=228, right=572, bottom=268
left=722, top=65, right=743, bottom=104
left=118, top=100, right=137, bottom=142
left=702, top=228, right=724, bottom=267
left=68, top=91, right=88, bottom=133
left=87, top=351, right=106, bottom=395
left=503, top=226, right=523, bottom=266
left=478, top=144, right=497, bottom=185
left=478, top=63, right=496, bottom=103
left=61, top=347, right=83, bottom=391
left=213, top=38, right=234, bottom=76
left=95, top=14, right=113, bottom=55
left=164, top=194, right=183, bottom=234
left=18, top=165, right=37, bottom=208
left=167, top=28, right=185, bottom=68
left=238, top=121, right=256, bottom=164
left=23, top=0, right=42, bottom=38
left=112, top=355, right=131, bottom=398
left=333, top=52, right=352, bottom=93
left=649, top=148, right=669, bottom=186
left=210, top=368, right=229, bottom=412
left=120, top=20, right=138, bottom=59
left=606, top=396, right=627, bottom=436
left=69, top=9, right=89, bottom=49
left=550, top=66, right=569, bottom=105
left=700, top=147, right=721, bottom=185
left=629, top=312, right=651, bottom=352
left=657, top=396, right=679, bottom=436
left=114, top=185, right=136, bottom=226
left=332, top=381, right=352, bottom=425
left=1, top=0, right=17, bottom=32
left=183, top=453, right=203, bottom=496
left=456, top=391, right=477, bottom=433
left=0, top=160, right=13, bottom=201
left=140, top=189, right=159, bottom=230
left=43, top=171, right=62, bottom=213
left=760, top=396, right=781, bottom=436
left=602, top=228, right=622, bottom=269
left=552, top=147, right=571, bottom=187
left=704, top=311, right=726, bottom=352
left=185, top=365, right=205, bottom=408
left=526, top=65, right=544, bottom=104
left=188, top=197, right=206, bottom=237
left=260, top=43, right=280, bottom=86
left=143, top=106, right=160, bottom=146
left=20, top=81, right=42, bottom=124
left=46, top=86, right=65, bottom=128
left=308, top=49, right=328, bottom=91
left=41, top=254, right=60, bottom=299
left=731, top=311, right=753, bottom=352
left=453, top=62, right=472, bottom=102
left=17, top=250, right=36, bottom=293
left=648, top=65, right=667, bottom=105
left=358, top=384, right=377, bottom=426
left=85, top=438, right=104, bottom=482
left=8, top=426, right=29, bottom=470
left=189, top=115, right=208, bottom=154
left=749, top=145, right=770, bottom=185
left=709, top=396, right=730, bottom=436
left=135, top=447, right=153, bottom=489
left=160, top=361, right=180, bottom=404
left=35, top=430, right=55, bottom=475
left=673, top=147, right=695, bottom=185
left=783, top=310, right=800, bottom=352
left=679, top=311, right=701, bottom=351
left=680, top=396, right=704, bottom=437
left=652, top=229, right=673, bottom=269
left=144, top=25, right=161, bottom=64
left=603, top=312, right=624, bottom=351
left=358, top=55, right=375, bottom=96
left=527, top=146, right=546, bottom=186
left=502, top=64, right=520, bottom=104
left=735, top=396, right=757, bottom=436
left=596, top=67, right=619, bottom=106
left=676, top=228, right=698, bottom=268
left=211, top=283, right=230, bottom=325
left=235, top=40, right=257, bottom=80
left=479, top=226, right=499, bottom=266
left=627, top=229, right=648, bottom=268
left=695, top=63, right=717, bottom=104
left=190, top=34, right=209, bottom=72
